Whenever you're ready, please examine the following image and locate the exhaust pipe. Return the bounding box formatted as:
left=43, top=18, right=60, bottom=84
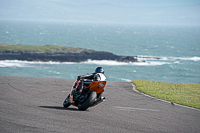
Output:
left=91, top=97, right=105, bottom=107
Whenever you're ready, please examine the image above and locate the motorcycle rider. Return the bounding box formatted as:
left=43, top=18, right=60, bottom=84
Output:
left=72, top=67, right=106, bottom=98
left=80, top=67, right=106, bottom=81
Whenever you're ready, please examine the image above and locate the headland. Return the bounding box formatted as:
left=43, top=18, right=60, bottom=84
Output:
left=0, top=44, right=137, bottom=62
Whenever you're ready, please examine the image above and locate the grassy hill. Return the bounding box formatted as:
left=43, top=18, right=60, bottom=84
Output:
left=0, top=44, right=82, bottom=53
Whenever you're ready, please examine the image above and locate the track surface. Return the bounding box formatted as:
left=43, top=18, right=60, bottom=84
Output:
left=0, top=76, right=200, bottom=133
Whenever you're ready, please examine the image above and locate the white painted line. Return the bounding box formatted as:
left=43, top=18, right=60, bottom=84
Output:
left=114, top=106, right=159, bottom=112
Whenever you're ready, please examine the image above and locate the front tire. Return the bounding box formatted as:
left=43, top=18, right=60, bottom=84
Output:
left=63, top=94, right=71, bottom=108
left=78, top=91, right=97, bottom=111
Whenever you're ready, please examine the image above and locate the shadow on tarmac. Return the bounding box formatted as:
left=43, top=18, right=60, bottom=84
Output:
left=39, top=106, right=80, bottom=111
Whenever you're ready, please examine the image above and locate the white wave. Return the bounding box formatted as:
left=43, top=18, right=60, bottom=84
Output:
left=174, top=57, right=200, bottom=61
left=174, top=61, right=180, bottom=64
left=108, top=76, right=131, bottom=82
left=0, top=60, right=76, bottom=67
left=0, top=61, right=25, bottom=67
left=120, top=78, right=132, bottom=82
left=82, top=59, right=170, bottom=66
left=133, top=61, right=171, bottom=66
left=0, top=59, right=171, bottom=67
left=137, top=55, right=200, bottom=61
left=82, top=60, right=129, bottom=65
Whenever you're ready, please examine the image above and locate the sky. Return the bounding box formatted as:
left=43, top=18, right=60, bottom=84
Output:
left=0, top=0, right=200, bottom=25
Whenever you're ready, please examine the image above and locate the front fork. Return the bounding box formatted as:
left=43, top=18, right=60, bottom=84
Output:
left=69, top=79, right=84, bottom=105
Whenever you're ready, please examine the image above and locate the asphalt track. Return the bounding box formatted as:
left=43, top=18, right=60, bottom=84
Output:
left=0, top=76, right=200, bottom=133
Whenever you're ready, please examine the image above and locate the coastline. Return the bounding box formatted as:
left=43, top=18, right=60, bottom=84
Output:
left=0, top=44, right=138, bottom=62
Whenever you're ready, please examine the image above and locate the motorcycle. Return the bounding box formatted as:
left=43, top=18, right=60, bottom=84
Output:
left=63, top=79, right=107, bottom=111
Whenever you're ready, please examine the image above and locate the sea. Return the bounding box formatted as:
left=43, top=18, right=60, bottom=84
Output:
left=0, top=20, right=200, bottom=83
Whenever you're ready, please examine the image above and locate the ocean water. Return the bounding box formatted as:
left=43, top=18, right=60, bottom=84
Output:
left=0, top=20, right=200, bottom=83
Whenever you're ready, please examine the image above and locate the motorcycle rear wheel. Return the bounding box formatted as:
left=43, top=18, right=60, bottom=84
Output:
left=78, top=91, right=97, bottom=111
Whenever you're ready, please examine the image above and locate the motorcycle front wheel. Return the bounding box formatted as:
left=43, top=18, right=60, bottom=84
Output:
left=63, top=94, right=71, bottom=108
left=78, top=91, right=97, bottom=111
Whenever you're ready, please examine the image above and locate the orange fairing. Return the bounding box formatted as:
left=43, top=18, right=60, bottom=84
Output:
left=89, top=81, right=107, bottom=94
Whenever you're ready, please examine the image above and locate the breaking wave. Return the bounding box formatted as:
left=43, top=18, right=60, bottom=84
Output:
left=108, top=76, right=132, bottom=82
left=82, top=59, right=171, bottom=66
left=0, top=59, right=171, bottom=67
left=0, top=60, right=76, bottom=67
left=0, top=56, right=199, bottom=67
left=137, top=55, right=200, bottom=61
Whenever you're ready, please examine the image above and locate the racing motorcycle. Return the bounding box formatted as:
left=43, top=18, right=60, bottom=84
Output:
left=63, top=79, right=107, bottom=111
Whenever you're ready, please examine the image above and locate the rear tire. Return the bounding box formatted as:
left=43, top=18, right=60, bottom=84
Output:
left=78, top=91, right=97, bottom=111
left=63, top=94, right=71, bottom=108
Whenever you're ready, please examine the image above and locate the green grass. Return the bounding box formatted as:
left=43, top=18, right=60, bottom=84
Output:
left=131, top=80, right=200, bottom=109
left=0, top=44, right=76, bottom=53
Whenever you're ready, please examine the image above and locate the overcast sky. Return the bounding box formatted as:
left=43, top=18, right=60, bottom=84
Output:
left=0, top=0, right=200, bottom=25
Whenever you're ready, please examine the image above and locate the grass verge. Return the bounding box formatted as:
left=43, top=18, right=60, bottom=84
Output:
left=131, top=80, right=200, bottom=109
left=0, top=44, right=76, bottom=53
